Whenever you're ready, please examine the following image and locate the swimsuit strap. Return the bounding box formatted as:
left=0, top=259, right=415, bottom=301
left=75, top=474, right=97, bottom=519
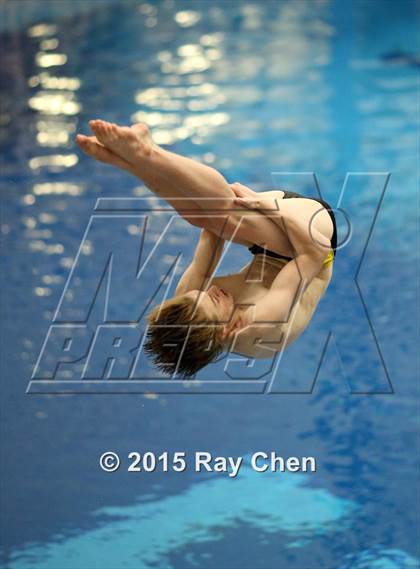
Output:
left=248, top=244, right=292, bottom=262
left=282, top=190, right=302, bottom=199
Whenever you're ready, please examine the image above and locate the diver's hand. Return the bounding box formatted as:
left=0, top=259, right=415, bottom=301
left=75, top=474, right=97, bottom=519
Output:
left=229, top=182, right=258, bottom=199
left=233, top=195, right=279, bottom=211
left=230, top=183, right=280, bottom=211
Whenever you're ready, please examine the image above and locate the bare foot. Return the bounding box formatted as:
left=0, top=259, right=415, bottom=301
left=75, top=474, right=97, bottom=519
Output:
left=75, top=134, right=132, bottom=172
left=88, top=120, right=155, bottom=166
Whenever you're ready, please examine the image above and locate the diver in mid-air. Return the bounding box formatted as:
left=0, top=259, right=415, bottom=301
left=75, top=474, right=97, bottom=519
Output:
left=76, top=119, right=337, bottom=376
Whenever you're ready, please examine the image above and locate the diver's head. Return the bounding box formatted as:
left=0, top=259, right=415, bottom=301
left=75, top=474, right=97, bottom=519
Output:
left=144, top=286, right=233, bottom=377
left=186, top=285, right=235, bottom=322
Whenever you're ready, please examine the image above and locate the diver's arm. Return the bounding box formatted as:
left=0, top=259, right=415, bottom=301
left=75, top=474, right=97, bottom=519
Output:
left=253, top=212, right=328, bottom=321
left=231, top=188, right=329, bottom=321
left=252, top=249, right=326, bottom=322
left=175, top=229, right=224, bottom=295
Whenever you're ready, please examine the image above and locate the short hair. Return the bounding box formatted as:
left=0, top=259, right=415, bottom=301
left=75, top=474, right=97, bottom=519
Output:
left=144, top=295, right=224, bottom=378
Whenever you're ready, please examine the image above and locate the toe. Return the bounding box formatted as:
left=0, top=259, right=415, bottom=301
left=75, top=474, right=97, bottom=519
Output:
left=89, top=119, right=100, bottom=131
left=133, top=123, right=148, bottom=134
left=76, top=136, right=95, bottom=156
left=90, top=121, right=109, bottom=144
left=103, top=123, right=115, bottom=141
left=76, top=134, right=98, bottom=154
left=89, top=120, right=101, bottom=134
left=76, top=134, right=128, bottom=167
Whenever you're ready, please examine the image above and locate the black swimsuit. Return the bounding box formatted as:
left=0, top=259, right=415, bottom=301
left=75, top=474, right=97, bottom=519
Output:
left=248, top=190, right=337, bottom=261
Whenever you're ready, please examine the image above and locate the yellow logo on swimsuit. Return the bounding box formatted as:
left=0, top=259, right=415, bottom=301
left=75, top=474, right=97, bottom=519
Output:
left=323, top=250, right=334, bottom=266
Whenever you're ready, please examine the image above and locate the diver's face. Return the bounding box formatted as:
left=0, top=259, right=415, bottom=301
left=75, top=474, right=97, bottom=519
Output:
left=186, top=285, right=234, bottom=322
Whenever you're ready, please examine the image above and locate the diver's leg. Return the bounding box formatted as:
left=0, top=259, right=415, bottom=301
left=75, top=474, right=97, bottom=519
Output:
left=81, top=120, right=283, bottom=248
left=76, top=131, right=208, bottom=225
left=88, top=120, right=235, bottom=209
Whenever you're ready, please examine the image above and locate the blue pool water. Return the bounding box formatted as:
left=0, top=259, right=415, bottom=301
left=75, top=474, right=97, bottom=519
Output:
left=0, top=1, right=419, bottom=568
